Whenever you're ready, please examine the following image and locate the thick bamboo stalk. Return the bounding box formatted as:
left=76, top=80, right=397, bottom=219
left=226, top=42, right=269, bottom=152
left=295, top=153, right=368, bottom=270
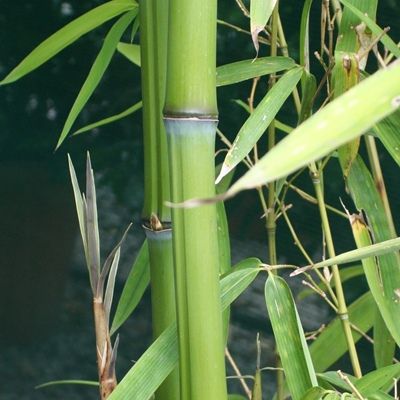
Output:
left=144, top=224, right=180, bottom=399
left=139, top=0, right=179, bottom=399
left=163, top=4, right=227, bottom=395
left=165, top=119, right=227, bottom=399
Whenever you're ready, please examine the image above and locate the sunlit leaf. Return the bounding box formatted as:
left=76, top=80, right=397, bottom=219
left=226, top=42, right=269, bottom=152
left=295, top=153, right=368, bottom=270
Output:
left=250, top=0, right=277, bottom=53
left=226, top=62, right=400, bottom=197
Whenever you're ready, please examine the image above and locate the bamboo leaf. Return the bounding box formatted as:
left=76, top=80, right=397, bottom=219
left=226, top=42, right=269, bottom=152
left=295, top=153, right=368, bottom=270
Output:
left=226, top=62, right=400, bottom=196
left=299, top=0, right=314, bottom=73
left=56, top=10, right=137, bottom=149
left=310, top=292, right=375, bottom=372
left=216, top=57, right=295, bottom=86
left=117, top=42, right=141, bottom=66
left=338, top=0, right=400, bottom=58
left=292, top=237, right=400, bottom=275
left=111, top=239, right=150, bottom=335
left=217, top=66, right=303, bottom=182
left=109, top=267, right=260, bottom=399
left=356, top=363, right=400, bottom=395
left=228, top=395, right=248, bottom=400
left=265, top=274, right=318, bottom=400
left=73, top=101, right=143, bottom=136
left=98, top=223, right=132, bottom=297
left=0, top=0, right=138, bottom=85
left=104, top=247, right=121, bottom=327
left=374, top=311, right=396, bottom=368
left=350, top=214, right=400, bottom=348
left=300, top=386, right=327, bottom=400
left=374, top=110, right=400, bottom=167
left=250, top=0, right=277, bottom=53
left=67, top=155, right=89, bottom=266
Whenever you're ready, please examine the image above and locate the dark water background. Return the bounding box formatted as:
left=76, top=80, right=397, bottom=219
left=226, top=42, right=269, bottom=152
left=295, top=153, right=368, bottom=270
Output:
left=0, top=1, right=399, bottom=398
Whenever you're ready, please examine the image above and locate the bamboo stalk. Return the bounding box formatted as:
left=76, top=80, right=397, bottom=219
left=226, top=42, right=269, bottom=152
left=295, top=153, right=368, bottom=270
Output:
left=139, top=0, right=179, bottom=399
left=163, top=0, right=227, bottom=397
left=310, top=165, right=362, bottom=378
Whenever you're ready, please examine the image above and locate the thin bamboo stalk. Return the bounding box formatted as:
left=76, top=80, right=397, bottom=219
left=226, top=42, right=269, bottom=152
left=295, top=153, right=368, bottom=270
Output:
left=163, top=0, right=227, bottom=397
left=310, top=165, right=362, bottom=378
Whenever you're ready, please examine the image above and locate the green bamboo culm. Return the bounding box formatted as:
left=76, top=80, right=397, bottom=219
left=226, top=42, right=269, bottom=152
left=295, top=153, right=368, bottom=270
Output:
left=139, top=0, right=179, bottom=399
left=163, top=0, right=228, bottom=398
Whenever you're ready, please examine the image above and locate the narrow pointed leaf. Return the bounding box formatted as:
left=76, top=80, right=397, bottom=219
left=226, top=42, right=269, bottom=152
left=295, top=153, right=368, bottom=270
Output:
left=250, top=0, right=277, bottom=53
left=109, top=267, right=260, bottom=398
left=56, top=10, right=137, bottom=149
left=356, top=363, right=400, bottom=395
left=350, top=214, right=400, bottom=348
left=374, top=311, right=396, bottom=368
left=111, top=239, right=150, bottom=335
left=265, top=274, right=318, bottom=400
left=374, top=110, right=400, bottom=167
left=217, top=66, right=303, bottom=182
left=216, top=57, right=295, bottom=87
left=73, top=101, right=143, bottom=136
left=85, top=154, right=101, bottom=293
left=292, top=236, right=400, bottom=275
left=98, top=223, right=132, bottom=298
left=117, top=42, right=141, bottom=66
left=104, top=248, right=121, bottom=326
left=227, top=62, right=400, bottom=196
left=67, top=155, right=88, bottom=264
left=339, top=0, right=400, bottom=58
left=310, top=292, right=375, bottom=372
left=299, top=0, right=314, bottom=72
left=0, top=0, right=138, bottom=85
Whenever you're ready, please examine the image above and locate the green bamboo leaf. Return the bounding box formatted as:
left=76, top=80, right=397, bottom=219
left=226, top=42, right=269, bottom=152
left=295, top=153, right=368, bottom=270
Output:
left=216, top=57, right=295, bottom=87
left=300, top=386, right=327, bottom=400
left=109, top=267, right=260, bottom=399
left=299, top=0, right=314, bottom=72
left=265, top=274, right=318, bottom=400
left=299, top=71, right=317, bottom=123
left=292, top=237, right=400, bottom=275
left=228, top=395, right=248, bottom=400
left=250, top=0, right=277, bottom=53
left=374, top=111, right=400, bottom=167
left=56, top=10, right=137, bottom=149
left=374, top=311, right=396, bottom=368
left=36, top=380, right=99, bottom=389
left=117, top=42, right=141, bottom=66
left=297, top=264, right=363, bottom=300
left=310, top=292, right=375, bottom=372
left=111, top=239, right=150, bottom=335
left=226, top=62, right=400, bottom=196
left=356, top=363, right=400, bottom=394
left=217, top=66, right=303, bottom=183
left=0, top=0, right=137, bottom=85
left=338, top=0, right=400, bottom=58
left=350, top=214, right=400, bottom=348
left=317, top=371, right=353, bottom=391
left=73, top=101, right=142, bottom=136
